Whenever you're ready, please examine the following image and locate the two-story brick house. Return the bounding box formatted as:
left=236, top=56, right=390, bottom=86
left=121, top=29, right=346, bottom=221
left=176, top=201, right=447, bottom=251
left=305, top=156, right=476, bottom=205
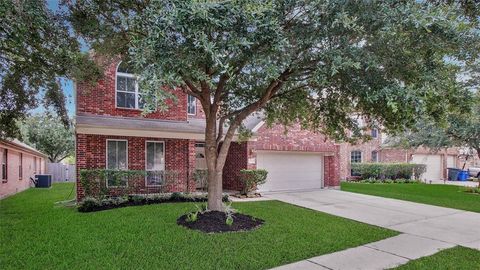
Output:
left=75, top=59, right=341, bottom=200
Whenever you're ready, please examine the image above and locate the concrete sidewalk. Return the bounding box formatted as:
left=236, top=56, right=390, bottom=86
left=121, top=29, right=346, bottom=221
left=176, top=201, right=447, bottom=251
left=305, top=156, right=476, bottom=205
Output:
left=266, top=189, right=480, bottom=270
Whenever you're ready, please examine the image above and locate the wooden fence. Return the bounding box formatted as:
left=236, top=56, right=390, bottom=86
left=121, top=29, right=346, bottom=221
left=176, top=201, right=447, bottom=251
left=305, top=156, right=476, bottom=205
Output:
left=46, top=163, right=76, bottom=182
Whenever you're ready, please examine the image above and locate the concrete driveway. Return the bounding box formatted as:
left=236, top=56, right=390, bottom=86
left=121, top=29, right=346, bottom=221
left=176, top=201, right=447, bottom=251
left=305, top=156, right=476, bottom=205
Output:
left=266, top=189, right=480, bottom=248
left=266, top=190, right=480, bottom=270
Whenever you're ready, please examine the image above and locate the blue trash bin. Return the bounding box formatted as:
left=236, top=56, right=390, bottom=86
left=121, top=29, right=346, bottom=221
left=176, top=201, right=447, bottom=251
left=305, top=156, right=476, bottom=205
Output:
left=457, top=170, right=469, bottom=181
left=447, top=168, right=460, bottom=181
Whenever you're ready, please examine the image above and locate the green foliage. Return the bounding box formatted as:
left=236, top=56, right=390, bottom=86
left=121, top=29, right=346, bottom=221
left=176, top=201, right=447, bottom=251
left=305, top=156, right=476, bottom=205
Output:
left=351, top=163, right=426, bottom=180
left=239, top=169, right=268, bottom=195
left=77, top=192, right=229, bottom=213
left=462, top=186, right=480, bottom=194
left=69, top=0, right=479, bottom=141
left=77, top=197, right=100, bottom=212
left=79, top=169, right=147, bottom=199
left=224, top=202, right=236, bottom=226
left=0, top=0, right=99, bottom=138
left=19, top=113, right=74, bottom=162
left=186, top=211, right=198, bottom=223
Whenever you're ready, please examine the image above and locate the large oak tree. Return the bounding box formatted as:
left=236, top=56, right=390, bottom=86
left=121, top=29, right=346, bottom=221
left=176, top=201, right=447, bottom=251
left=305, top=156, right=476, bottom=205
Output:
left=68, top=0, right=479, bottom=211
left=0, top=0, right=98, bottom=138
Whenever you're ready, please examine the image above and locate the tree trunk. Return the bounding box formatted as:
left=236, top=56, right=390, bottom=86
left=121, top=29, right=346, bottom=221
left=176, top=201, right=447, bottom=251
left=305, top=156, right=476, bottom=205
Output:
left=204, top=112, right=225, bottom=211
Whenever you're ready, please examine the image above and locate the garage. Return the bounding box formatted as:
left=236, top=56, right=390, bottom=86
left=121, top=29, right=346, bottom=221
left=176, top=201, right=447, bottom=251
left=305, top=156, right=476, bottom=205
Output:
left=411, top=154, right=442, bottom=180
left=256, top=151, right=324, bottom=192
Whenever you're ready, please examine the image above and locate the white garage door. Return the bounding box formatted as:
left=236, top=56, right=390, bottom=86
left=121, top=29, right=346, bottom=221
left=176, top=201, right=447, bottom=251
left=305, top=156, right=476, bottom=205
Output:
left=256, top=151, right=324, bottom=192
left=411, top=154, right=442, bottom=180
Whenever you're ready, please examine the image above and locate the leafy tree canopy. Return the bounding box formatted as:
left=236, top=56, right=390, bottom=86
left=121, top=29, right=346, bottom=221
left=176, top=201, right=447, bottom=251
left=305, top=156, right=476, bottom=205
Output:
left=19, top=112, right=75, bottom=163
left=0, top=0, right=99, bottom=138
left=68, top=0, right=480, bottom=210
left=386, top=90, right=480, bottom=160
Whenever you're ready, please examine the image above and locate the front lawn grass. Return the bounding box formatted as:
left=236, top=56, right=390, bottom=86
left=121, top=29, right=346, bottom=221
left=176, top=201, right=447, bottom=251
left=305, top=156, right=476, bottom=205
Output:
left=1, top=183, right=397, bottom=270
left=391, top=246, right=480, bottom=270
left=341, top=182, right=480, bottom=213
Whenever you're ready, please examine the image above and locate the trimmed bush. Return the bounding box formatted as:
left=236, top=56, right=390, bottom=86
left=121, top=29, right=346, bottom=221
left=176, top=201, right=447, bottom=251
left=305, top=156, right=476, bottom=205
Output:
left=77, top=192, right=230, bottom=212
left=239, top=169, right=268, bottom=195
left=351, top=163, right=426, bottom=180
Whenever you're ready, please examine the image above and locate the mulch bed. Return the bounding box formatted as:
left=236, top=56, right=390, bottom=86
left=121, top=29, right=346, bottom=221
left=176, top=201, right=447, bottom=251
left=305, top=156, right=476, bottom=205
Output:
left=177, top=211, right=264, bottom=233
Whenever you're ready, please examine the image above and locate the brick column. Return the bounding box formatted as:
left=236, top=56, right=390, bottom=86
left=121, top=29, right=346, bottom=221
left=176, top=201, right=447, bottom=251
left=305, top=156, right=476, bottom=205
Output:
left=324, top=145, right=341, bottom=187
left=76, top=133, right=87, bottom=201
left=187, top=140, right=196, bottom=192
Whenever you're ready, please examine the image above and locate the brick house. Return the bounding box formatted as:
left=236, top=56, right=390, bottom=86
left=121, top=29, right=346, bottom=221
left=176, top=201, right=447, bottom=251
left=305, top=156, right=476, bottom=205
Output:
left=338, top=128, right=476, bottom=181
left=75, top=60, right=341, bottom=200
left=0, top=139, right=46, bottom=199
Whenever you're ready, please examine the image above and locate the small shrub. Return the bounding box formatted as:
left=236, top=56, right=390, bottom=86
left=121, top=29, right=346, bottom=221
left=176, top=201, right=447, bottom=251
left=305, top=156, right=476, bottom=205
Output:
left=463, top=186, right=480, bottom=194
left=224, top=202, right=236, bottom=226
left=195, top=203, right=208, bottom=213
left=77, top=197, right=100, bottom=212
left=130, top=195, right=145, bottom=204
left=239, top=169, right=268, bottom=195
left=225, top=216, right=234, bottom=226
left=170, top=192, right=182, bottom=201
left=186, top=211, right=198, bottom=223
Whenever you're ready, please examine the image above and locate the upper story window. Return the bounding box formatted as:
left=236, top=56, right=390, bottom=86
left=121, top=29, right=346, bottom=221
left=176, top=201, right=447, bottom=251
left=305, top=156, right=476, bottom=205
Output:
left=116, top=62, right=143, bottom=109
left=187, top=95, right=196, bottom=115
left=371, top=128, right=378, bottom=138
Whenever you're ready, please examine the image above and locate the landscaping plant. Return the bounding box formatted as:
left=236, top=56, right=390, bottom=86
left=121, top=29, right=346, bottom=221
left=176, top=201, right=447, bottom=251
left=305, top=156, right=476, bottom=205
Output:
left=239, top=169, right=268, bottom=195
left=351, top=163, right=426, bottom=180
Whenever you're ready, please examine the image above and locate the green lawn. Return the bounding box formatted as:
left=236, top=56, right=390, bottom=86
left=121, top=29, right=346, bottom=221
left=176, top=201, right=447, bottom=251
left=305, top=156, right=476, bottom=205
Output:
left=341, top=182, right=480, bottom=213
left=392, top=246, right=480, bottom=270
left=0, top=183, right=397, bottom=270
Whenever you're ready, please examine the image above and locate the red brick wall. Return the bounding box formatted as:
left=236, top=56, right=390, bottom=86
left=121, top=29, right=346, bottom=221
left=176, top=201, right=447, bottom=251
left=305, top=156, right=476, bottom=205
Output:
left=76, top=134, right=195, bottom=200
left=76, top=60, right=188, bottom=121
left=254, top=123, right=337, bottom=152
left=222, top=142, right=249, bottom=191
left=324, top=145, right=341, bottom=187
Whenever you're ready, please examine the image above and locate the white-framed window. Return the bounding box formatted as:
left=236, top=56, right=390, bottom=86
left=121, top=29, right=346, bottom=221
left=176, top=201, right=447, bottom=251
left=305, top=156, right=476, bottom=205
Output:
left=1, top=149, right=7, bottom=181
left=371, top=150, right=379, bottom=162
left=145, top=141, right=165, bottom=186
left=187, top=95, right=196, bottom=115
left=350, top=150, right=362, bottom=176
left=106, top=140, right=128, bottom=187
left=371, top=128, right=378, bottom=138
left=116, top=62, right=143, bottom=109
left=351, top=151, right=362, bottom=163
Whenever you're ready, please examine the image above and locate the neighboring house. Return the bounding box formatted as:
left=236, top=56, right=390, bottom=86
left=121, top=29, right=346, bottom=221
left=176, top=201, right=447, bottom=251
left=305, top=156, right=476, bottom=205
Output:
left=0, top=139, right=47, bottom=199
left=75, top=60, right=341, bottom=201
left=339, top=127, right=383, bottom=180
left=339, top=128, right=468, bottom=181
